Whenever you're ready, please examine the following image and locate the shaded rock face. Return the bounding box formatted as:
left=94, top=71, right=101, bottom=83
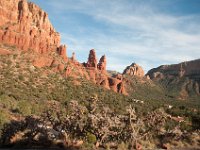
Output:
left=57, top=45, right=67, bottom=62
left=108, top=77, right=127, bottom=94
left=86, top=49, right=98, bottom=69
left=98, top=55, right=106, bottom=72
left=123, top=63, right=145, bottom=77
left=147, top=59, right=200, bottom=79
left=0, top=0, right=60, bottom=53
left=147, top=59, right=200, bottom=98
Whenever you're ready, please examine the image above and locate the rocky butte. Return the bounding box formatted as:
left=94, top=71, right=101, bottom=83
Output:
left=123, top=63, right=145, bottom=77
left=0, top=0, right=127, bottom=95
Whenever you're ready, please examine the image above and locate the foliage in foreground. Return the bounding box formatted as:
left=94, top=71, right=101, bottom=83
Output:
left=0, top=97, right=199, bottom=149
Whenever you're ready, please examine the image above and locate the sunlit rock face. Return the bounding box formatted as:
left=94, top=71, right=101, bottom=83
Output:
left=123, top=63, right=145, bottom=77
left=0, top=0, right=128, bottom=95
left=0, top=0, right=60, bottom=53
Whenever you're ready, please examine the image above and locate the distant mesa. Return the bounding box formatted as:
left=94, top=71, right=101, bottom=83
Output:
left=146, top=59, right=200, bottom=98
left=147, top=59, right=200, bottom=80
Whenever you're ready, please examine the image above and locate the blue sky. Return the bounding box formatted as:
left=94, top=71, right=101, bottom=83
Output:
left=29, top=0, right=200, bottom=73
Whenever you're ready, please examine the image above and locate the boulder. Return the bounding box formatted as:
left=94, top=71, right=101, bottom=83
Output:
left=33, top=56, right=53, bottom=68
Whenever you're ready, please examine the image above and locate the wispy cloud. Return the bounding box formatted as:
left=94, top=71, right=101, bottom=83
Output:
left=31, top=0, right=200, bottom=73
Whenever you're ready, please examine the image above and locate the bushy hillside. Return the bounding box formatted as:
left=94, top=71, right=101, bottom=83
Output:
left=0, top=47, right=200, bottom=149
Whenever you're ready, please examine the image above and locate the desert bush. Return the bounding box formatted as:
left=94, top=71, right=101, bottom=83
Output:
left=0, top=97, right=197, bottom=149
left=0, top=111, right=8, bottom=128
left=0, top=111, right=9, bottom=138
left=86, top=132, right=97, bottom=144
left=6, top=60, right=12, bottom=66
left=0, top=95, right=17, bottom=110
left=18, top=75, right=24, bottom=81
left=16, top=100, right=32, bottom=116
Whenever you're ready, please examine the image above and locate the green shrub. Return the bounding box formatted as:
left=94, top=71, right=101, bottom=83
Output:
left=16, top=100, right=32, bottom=116
left=0, top=111, right=9, bottom=130
left=165, top=120, right=177, bottom=131
left=86, top=132, right=97, bottom=144
left=117, top=142, right=129, bottom=150
left=18, top=75, right=25, bottom=81
left=0, top=95, right=17, bottom=110
left=6, top=60, right=12, bottom=66
left=31, top=102, right=47, bottom=115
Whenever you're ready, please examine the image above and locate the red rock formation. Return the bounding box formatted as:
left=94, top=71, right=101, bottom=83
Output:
left=85, top=49, right=98, bottom=69
left=108, top=77, right=127, bottom=94
left=0, top=48, right=11, bottom=55
left=147, top=59, right=200, bottom=97
left=0, top=0, right=60, bottom=53
left=98, top=55, right=106, bottom=72
left=57, top=64, right=65, bottom=72
left=57, top=45, right=67, bottom=61
left=65, top=66, right=72, bottom=77
left=123, top=63, right=145, bottom=77
left=147, top=59, right=200, bottom=79
left=117, top=82, right=127, bottom=95
left=82, top=49, right=127, bottom=94
left=33, top=56, right=53, bottom=68
left=114, top=74, right=123, bottom=80
left=0, top=0, right=128, bottom=95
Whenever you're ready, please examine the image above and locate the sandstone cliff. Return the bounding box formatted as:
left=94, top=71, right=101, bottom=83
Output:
left=0, top=0, right=60, bottom=53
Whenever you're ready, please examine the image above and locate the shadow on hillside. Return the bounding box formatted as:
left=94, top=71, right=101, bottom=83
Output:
left=0, top=117, right=77, bottom=150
